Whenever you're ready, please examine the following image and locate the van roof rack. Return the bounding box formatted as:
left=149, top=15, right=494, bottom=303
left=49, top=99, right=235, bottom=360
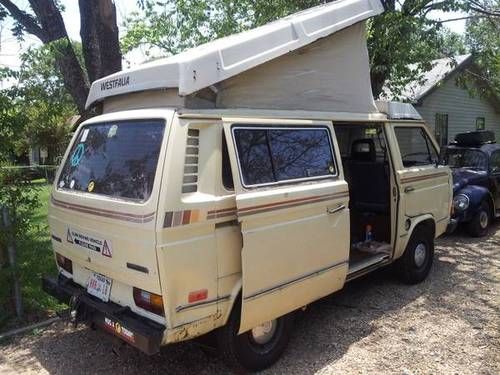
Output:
left=375, top=101, right=422, bottom=120
left=454, top=131, right=496, bottom=146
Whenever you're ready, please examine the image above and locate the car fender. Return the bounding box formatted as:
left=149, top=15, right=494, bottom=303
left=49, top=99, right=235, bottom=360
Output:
left=456, top=185, right=494, bottom=216
left=394, top=214, right=435, bottom=260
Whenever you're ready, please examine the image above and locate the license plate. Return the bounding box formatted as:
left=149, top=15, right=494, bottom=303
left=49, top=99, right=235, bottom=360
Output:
left=87, top=273, right=112, bottom=302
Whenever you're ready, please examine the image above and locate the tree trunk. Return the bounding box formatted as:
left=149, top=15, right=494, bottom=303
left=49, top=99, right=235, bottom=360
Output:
left=0, top=0, right=122, bottom=113
left=79, top=0, right=121, bottom=84
left=28, top=0, right=89, bottom=113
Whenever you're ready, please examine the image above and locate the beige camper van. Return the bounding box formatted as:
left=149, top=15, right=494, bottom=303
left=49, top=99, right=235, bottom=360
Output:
left=42, top=0, right=452, bottom=371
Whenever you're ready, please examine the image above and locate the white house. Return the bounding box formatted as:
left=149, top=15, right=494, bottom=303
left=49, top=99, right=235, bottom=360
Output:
left=383, top=55, right=500, bottom=146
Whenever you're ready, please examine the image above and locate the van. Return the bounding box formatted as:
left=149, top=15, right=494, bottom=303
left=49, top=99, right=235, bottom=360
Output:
left=42, top=1, right=452, bottom=371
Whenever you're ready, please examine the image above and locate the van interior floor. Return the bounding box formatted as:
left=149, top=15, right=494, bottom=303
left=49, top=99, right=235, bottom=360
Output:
left=347, top=241, right=392, bottom=275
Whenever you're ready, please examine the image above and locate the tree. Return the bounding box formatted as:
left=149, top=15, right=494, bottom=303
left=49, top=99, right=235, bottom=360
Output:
left=0, top=44, right=76, bottom=164
left=0, top=0, right=122, bottom=113
left=464, top=1, right=500, bottom=100
left=122, top=0, right=473, bottom=98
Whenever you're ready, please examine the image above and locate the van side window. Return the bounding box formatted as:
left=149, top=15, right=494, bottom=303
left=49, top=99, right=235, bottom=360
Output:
left=395, top=127, right=438, bottom=168
left=222, top=133, right=234, bottom=190
left=233, top=126, right=336, bottom=187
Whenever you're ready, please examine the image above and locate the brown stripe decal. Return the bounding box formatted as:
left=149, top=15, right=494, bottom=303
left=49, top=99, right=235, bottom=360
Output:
left=164, top=209, right=203, bottom=228
left=207, top=207, right=237, bottom=220
left=401, top=172, right=448, bottom=184
left=238, top=192, right=349, bottom=217
left=51, top=196, right=155, bottom=223
left=164, top=192, right=348, bottom=227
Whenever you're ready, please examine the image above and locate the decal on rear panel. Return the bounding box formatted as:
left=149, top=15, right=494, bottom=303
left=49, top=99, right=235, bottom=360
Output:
left=104, top=317, right=135, bottom=343
left=67, top=227, right=112, bottom=257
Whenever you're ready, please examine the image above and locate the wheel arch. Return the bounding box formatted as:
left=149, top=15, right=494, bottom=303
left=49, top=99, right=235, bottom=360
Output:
left=457, top=185, right=494, bottom=217
left=394, top=214, right=435, bottom=260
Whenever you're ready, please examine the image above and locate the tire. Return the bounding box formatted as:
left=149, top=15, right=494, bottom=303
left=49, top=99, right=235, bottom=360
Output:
left=466, top=201, right=490, bottom=237
left=216, top=300, right=293, bottom=372
left=396, top=224, right=434, bottom=284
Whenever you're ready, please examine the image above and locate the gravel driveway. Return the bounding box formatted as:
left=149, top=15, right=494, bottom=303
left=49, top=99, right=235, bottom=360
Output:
left=1, top=224, right=499, bottom=374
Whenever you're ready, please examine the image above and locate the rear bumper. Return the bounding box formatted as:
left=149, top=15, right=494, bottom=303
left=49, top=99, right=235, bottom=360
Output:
left=42, top=274, right=165, bottom=355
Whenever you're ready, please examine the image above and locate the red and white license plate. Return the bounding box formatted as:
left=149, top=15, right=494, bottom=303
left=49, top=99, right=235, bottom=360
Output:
left=87, top=273, right=112, bottom=302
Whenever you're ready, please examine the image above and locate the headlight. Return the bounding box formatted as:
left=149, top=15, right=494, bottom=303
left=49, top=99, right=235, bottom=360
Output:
left=453, top=194, right=469, bottom=211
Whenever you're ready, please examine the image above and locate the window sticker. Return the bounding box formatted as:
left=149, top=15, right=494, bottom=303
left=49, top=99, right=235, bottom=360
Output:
left=70, top=180, right=75, bottom=189
left=59, top=180, right=65, bottom=188
left=87, top=180, right=95, bottom=193
left=70, top=143, right=85, bottom=167
left=108, top=125, right=118, bottom=138
left=80, top=128, right=90, bottom=143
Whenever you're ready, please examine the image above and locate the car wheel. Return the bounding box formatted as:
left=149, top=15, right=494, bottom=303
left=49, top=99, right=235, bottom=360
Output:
left=467, top=201, right=490, bottom=237
left=396, top=224, right=434, bottom=284
left=217, top=300, right=293, bottom=372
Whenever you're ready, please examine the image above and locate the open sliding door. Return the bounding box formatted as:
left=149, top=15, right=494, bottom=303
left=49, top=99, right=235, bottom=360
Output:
left=222, top=118, right=350, bottom=333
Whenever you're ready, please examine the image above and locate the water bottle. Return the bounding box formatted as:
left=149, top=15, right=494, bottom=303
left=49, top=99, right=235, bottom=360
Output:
left=365, top=224, right=373, bottom=242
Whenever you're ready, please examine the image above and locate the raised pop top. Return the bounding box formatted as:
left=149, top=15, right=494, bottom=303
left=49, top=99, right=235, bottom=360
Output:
left=85, top=0, right=384, bottom=109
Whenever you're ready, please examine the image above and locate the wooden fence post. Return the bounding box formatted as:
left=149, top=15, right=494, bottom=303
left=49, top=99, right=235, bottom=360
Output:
left=2, top=206, right=23, bottom=319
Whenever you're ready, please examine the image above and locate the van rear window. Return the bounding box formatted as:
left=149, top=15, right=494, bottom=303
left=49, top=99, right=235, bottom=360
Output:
left=58, top=120, right=165, bottom=202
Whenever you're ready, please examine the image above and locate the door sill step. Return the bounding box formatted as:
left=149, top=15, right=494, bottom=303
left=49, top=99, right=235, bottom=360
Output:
left=347, top=253, right=390, bottom=276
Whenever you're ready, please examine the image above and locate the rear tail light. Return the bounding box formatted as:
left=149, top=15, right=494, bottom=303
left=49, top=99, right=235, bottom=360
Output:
left=133, top=288, right=164, bottom=316
left=56, top=253, right=73, bottom=274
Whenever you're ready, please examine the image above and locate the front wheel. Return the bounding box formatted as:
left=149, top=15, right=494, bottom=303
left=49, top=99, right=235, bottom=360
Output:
left=396, top=225, right=434, bottom=284
left=217, top=302, right=293, bottom=372
left=467, top=201, right=490, bottom=237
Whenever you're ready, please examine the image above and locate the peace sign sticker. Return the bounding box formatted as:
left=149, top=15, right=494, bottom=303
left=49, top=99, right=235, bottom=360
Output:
left=71, top=143, right=85, bottom=167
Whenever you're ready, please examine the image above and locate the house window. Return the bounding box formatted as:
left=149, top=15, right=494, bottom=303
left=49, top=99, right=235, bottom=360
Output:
left=435, top=113, right=448, bottom=147
left=476, top=117, right=485, bottom=130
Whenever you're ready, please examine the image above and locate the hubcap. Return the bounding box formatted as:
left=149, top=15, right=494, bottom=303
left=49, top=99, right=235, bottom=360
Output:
left=479, top=211, right=489, bottom=229
left=414, top=243, right=427, bottom=268
left=251, top=320, right=277, bottom=345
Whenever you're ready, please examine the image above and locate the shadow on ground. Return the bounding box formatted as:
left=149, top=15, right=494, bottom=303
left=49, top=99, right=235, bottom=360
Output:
left=2, top=222, right=499, bottom=374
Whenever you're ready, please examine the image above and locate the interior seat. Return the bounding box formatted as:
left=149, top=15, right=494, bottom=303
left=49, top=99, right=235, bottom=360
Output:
left=346, top=139, right=390, bottom=214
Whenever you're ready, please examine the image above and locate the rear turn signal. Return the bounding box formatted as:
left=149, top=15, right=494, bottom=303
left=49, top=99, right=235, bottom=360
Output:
left=56, top=253, right=73, bottom=274
left=133, top=288, right=164, bottom=316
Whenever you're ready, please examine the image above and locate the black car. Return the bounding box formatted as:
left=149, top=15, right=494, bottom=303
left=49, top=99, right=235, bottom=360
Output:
left=442, top=131, right=500, bottom=236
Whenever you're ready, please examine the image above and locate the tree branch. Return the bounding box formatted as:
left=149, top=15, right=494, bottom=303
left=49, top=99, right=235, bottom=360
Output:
left=0, top=0, right=46, bottom=41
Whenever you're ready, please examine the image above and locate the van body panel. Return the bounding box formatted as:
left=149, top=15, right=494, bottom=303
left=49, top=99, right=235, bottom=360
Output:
left=156, top=117, right=234, bottom=334
left=386, top=123, right=452, bottom=258
left=49, top=109, right=175, bottom=318
left=222, top=118, right=350, bottom=333
left=45, top=107, right=452, bottom=358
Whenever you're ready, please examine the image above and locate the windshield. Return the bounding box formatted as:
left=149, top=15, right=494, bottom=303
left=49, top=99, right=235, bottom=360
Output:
left=442, top=148, right=488, bottom=171
left=58, top=119, right=165, bottom=202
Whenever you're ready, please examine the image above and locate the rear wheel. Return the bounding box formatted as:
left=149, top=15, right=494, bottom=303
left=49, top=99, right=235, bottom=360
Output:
left=396, top=224, right=434, bottom=284
left=217, top=301, right=293, bottom=372
left=467, top=201, right=490, bottom=237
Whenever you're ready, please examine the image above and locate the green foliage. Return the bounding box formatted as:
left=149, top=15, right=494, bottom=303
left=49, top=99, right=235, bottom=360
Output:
left=0, top=166, right=41, bottom=322
left=464, top=12, right=500, bottom=99
left=0, top=43, right=77, bottom=164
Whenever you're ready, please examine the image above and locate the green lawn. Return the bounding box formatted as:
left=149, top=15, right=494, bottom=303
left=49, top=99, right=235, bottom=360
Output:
left=1, top=180, right=66, bottom=330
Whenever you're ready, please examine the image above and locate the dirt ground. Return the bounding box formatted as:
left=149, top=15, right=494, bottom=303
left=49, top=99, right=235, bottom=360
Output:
left=1, top=224, right=499, bottom=374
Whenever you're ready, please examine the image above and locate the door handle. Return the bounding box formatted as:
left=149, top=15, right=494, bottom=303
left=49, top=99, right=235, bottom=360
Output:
left=327, top=204, right=346, bottom=215
left=404, top=186, right=415, bottom=193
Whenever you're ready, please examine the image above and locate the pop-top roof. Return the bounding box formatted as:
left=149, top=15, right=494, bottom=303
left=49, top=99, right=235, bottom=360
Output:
left=86, top=0, right=384, bottom=109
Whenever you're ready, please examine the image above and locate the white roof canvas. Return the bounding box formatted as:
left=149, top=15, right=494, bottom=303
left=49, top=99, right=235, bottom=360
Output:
left=86, top=0, right=384, bottom=112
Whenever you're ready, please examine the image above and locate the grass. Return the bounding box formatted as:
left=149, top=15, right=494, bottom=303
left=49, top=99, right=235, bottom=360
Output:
left=1, top=179, right=66, bottom=332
